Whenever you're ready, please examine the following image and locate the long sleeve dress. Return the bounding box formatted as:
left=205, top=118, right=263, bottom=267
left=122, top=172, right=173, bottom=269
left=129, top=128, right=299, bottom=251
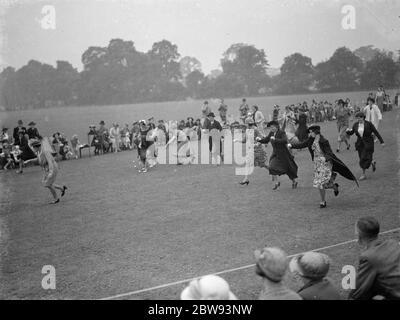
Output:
left=258, top=130, right=298, bottom=180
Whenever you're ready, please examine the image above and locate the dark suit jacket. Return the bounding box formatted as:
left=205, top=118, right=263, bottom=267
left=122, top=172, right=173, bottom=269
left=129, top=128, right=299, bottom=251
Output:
left=347, top=120, right=384, bottom=152
left=13, top=126, right=26, bottom=145
left=349, top=239, right=400, bottom=300
left=291, top=135, right=358, bottom=185
left=205, top=120, right=222, bottom=132
left=27, top=127, right=41, bottom=140
left=298, top=278, right=341, bottom=300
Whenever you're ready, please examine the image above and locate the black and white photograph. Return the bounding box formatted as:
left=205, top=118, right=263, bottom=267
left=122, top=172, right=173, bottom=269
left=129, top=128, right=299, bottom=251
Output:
left=0, top=0, right=399, bottom=308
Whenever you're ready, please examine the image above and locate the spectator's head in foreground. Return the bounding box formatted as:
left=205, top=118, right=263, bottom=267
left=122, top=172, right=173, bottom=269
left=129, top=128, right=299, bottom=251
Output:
left=289, top=252, right=330, bottom=284
left=254, top=247, right=288, bottom=283
left=356, top=216, right=380, bottom=246
left=180, top=275, right=237, bottom=300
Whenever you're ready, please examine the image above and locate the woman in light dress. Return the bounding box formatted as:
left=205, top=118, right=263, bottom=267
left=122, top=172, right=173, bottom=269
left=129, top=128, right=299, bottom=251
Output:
left=31, top=138, right=67, bottom=204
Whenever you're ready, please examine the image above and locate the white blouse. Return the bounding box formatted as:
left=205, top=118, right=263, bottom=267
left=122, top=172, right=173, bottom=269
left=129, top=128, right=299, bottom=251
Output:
left=358, top=123, right=364, bottom=137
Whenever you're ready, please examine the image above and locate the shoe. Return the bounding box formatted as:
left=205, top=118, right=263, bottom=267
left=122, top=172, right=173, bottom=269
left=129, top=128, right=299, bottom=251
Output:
left=334, top=183, right=339, bottom=197
left=347, top=145, right=350, bottom=150
left=320, top=201, right=327, bottom=208
left=359, top=175, right=366, bottom=181
left=336, top=149, right=340, bottom=153
left=372, top=161, right=376, bottom=172
left=49, top=199, right=60, bottom=204
left=239, top=180, right=249, bottom=186
left=16, top=170, right=23, bottom=174
left=272, top=182, right=280, bottom=190
left=61, top=186, right=68, bottom=197
left=292, top=181, right=298, bottom=189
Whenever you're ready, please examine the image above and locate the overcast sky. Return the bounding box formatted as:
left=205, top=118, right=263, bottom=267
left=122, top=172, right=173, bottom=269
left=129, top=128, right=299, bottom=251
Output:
left=1, top=0, right=399, bottom=73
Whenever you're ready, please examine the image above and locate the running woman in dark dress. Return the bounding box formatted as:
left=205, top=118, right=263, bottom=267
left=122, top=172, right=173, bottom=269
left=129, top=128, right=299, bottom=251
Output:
left=256, top=121, right=298, bottom=190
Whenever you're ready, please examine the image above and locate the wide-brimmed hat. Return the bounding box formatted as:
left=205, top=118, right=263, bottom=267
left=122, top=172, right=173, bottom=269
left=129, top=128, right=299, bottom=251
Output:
left=180, top=275, right=237, bottom=300
left=208, top=112, right=215, bottom=118
left=289, top=252, right=330, bottom=280
left=139, top=119, right=147, bottom=125
left=254, top=247, right=288, bottom=282
left=28, top=121, right=36, bottom=126
left=266, top=120, right=279, bottom=128
left=99, top=120, right=105, bottom=125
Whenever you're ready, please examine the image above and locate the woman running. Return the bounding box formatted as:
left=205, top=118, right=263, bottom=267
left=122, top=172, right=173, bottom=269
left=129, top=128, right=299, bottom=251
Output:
left=235, top=117, right=268, bottom=185
left=31, top=138, right=67, bottom=204
left=289, top=125, right=358, bottom=208
left=335, top=99, right=351, bottom=152
left=346, top=112, right=385, bottom=181
left=256, top=121, right=298, bottom=190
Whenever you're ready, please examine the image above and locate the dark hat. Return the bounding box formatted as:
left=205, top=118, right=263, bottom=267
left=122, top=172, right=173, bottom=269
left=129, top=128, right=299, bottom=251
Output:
left=30, top=140, right=42, bottom=148
left=267, top=120, right=279, bottom=128
left=208, top=112, right=215, bottom=118
left=99, top=120, right=105, bottom=125
left=355, top=111, right=366, bottom=118
left=367, top=97, right=375, bottom=104
left=17, top=120, right=23, bottom=125
left=2, top=127, right=8, bottom=131
left=337, top=99, right=345, bottom=106
left=28, top=121, right=36, bottom=126
left=308, top=125, right=321, bottom=133
left=187, top=117, right=194, bottom=121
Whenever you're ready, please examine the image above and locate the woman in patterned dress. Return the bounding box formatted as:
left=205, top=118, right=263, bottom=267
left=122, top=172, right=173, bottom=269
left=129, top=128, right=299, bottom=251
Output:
left=289, top=125, right=358, bottom=208
left=235, top=117, right=268, bottom=185
left=31, top=138, right=67, bottom=204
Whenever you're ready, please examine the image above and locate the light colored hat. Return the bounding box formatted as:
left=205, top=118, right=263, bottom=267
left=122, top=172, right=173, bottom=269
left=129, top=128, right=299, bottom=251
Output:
left=254, top=247, right=288, bottom=282
left=180, top=275, right=237, bottom=300
left=289, top=252, right=330, bottom=280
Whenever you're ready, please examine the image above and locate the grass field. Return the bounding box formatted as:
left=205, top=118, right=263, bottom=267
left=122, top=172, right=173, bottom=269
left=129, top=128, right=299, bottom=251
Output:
left=0, top=95, right=399, bottom=300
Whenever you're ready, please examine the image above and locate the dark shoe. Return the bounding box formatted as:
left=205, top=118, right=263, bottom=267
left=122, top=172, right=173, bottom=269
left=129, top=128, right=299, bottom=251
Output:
left=292, top=181, right=298, bottom=189
left=239, top=180, right=249, bottom=186
left=49, top=199, right=60, bottom=204
left=320, top=201, right=327, bottom=208
left=61, top=186, right=68, bottom=197
left=336, top=149, right=340, bottom=153
left=347, top=145, right=350, bottom=150
left=334, top=183, right=339, bottom=197
left=372, top=161, right=376, bottom=172
left=273, top=182, right=281, bottom=190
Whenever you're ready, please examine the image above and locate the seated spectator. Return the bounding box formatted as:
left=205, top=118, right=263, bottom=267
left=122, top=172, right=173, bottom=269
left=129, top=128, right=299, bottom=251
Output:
left=180, top=275, right=237, bottom=300
left=254, top=247, right=302, bottom=300
left=289, top=252, right=341, bottom=300
left=349, top=216, right=400, bottom=300
left=1, top=127, right=10, bottom=150
left=0, top=141, right=14, bottom=170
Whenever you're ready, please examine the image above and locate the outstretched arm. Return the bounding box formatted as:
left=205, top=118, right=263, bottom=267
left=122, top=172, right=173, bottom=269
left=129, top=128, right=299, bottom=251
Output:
left=370, top=123, right=384, bottom=144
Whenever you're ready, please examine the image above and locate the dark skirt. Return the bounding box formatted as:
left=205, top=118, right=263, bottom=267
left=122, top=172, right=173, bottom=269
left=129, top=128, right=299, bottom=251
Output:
left=268, top=153, right=298, bottom=180
left=20, top=147, right=36, bottom=161
left=139, top=147, right=147, bottom=163
left=295, top=125, right=308, bottom=142
left=358, top=147, right=373, bottom=170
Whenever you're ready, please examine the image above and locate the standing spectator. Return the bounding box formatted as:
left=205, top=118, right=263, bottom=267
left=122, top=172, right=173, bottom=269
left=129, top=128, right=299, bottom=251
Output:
left=289, top=252, right=341, bottom=300
left=335, top=99, right=351, bottom=152
left=201, top=101, right=211, bottom=127
left=13, top=120, right=26, bottom=145
left=375, top=85, right=386, bottom=113
left=97, top=120, right=108, bottom=153
left=27, top=121, right=41, bottom=140
left=109, top=123, right=121, bottom=153
left=1, top=127, right=10, bottom=152
left=364, top=97, right=382, bottom=131
left=239, top=98, right=249, bottom=124
left=181, top=275, right=237, bottom=300
left=70, top=135, right=80, bottom=159
left=204, top=112, right=222, bottom=165
left=349, top=216, right=400, bottom=300
left=254, top=247, right=302, bottom=300
left=272, top=105, right=280, bottom=122
left=16, top=130, right=36, bottom=173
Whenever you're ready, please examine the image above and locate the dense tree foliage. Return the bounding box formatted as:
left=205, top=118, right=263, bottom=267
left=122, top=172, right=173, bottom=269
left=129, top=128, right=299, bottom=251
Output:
left=0, top=41, right=399, bottom=111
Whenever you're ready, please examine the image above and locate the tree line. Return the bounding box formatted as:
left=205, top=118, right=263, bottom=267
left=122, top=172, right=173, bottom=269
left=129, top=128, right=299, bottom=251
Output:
left=1, top=40, right=399, bottom=111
